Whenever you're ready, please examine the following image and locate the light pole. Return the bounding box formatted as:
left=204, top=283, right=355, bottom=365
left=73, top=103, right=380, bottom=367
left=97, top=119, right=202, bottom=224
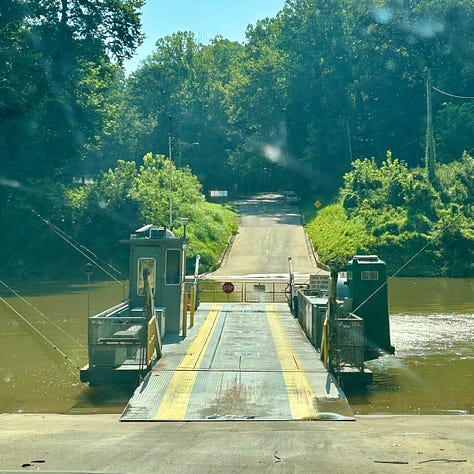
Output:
left=177, top=217, right=190, bottom=241
left=168, top=115, right=173, bottom=229
left=177, top=141, right=199, bottom=168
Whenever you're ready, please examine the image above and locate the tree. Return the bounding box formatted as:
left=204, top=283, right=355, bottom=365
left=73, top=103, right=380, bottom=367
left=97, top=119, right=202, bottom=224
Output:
left=436, top=103, right=474, bottom=164
left=64, top=154, right=237, bottom=274
left=0, top=0, right=143, bottom=183
left=222, top=17, right=292, bottom=191
left=433, top=205, right=474, bottom=276
left=127, top=32, right=248, bottom=190
left=310, top=150, right=474, bottom=277
left=281, top=0, right=353, bottom=177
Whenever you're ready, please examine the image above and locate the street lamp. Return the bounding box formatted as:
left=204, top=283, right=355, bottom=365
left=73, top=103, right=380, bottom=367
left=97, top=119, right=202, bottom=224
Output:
left=177, top=217, right=190, bottom=241
left=177, top=141, right=199, bottom=167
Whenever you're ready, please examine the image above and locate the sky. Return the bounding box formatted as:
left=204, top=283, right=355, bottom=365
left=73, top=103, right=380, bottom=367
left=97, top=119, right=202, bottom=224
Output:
left=124, top=0, right=286, bottom=74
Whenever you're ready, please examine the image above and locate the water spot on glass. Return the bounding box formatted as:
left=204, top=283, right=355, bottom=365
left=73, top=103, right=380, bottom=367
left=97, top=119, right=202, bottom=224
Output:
left=372, top=7, right=392, bottom=24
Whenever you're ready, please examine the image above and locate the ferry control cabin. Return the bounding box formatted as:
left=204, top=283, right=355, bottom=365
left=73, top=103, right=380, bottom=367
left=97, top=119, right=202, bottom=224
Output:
left=80, top=225, right=186, bottom=386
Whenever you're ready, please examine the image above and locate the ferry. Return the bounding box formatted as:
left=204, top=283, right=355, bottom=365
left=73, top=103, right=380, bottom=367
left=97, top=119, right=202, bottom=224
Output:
left=80, top=224, right=395, bottom=399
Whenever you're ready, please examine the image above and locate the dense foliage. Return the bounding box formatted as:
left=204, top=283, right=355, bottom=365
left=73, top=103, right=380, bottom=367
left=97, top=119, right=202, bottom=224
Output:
left=65, top=154, right=238, bottom=274
left=1, top=0, right=473, bottom=278
left=307, top=152, right=474, bottom=276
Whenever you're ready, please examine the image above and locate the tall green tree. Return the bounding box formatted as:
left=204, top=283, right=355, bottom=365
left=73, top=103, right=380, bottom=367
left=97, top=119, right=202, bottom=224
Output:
left=280, top=0, right=353, bottom=180
left=0, top=0, right=143, bottom=183
left=224, top=17, right=291, bottom=191
left=126, top=32, right=245, bottom=189
left=0, top=0, right=143, bottom=277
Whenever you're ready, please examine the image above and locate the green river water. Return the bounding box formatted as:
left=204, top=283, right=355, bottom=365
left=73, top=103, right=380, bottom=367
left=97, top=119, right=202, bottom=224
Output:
left=0, top=278, right=473, bottom=415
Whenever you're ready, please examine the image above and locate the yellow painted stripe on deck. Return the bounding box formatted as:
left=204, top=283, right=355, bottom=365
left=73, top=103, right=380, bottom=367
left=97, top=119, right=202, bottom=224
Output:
left=266, top=304, right=318, bottom=419
left=154, top=303, right=222, bottom=419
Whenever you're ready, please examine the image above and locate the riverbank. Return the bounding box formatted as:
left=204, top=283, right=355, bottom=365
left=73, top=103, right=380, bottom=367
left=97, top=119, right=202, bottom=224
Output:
left=0, top=413, right=472, bottom=472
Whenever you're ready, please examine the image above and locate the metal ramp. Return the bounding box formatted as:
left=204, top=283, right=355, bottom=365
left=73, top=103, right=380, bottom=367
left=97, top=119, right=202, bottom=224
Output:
left=121, top=302, right=353, bottom=421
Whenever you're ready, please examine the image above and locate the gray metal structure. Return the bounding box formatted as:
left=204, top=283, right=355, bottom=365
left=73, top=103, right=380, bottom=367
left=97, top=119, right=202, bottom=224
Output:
left=128, top=224, right=186, bottom=333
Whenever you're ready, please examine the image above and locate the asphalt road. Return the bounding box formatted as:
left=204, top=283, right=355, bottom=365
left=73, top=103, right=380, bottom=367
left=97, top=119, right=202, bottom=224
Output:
left=208, top=193, right=321, bottom=279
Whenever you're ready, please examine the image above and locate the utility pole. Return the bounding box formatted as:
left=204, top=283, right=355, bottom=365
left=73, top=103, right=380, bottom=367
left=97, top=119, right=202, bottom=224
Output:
left=425, top=68, right=436, bottom=182
left=168, top=114, right=173, bottom=229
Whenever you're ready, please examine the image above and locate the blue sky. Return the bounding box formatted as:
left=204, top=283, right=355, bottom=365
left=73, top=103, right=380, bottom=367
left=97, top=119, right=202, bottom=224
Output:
left=124, top=0, right=286, bottom=74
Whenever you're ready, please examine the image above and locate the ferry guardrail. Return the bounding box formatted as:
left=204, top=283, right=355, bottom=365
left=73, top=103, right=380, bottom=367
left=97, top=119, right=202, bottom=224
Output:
left=295, top=288, right=365, bottom=375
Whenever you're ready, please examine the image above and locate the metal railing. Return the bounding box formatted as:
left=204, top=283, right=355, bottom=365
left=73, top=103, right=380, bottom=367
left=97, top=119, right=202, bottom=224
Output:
left=198, top=280, right=290, bottom=303
left=295, top=289, right=365, bottom=373
left=88, top=316, right=147, bottom=368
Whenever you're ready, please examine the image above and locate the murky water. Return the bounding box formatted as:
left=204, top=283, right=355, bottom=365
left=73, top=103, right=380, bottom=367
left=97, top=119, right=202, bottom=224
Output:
left=0, top=278, right=473, bottom=415
left=0, top=279, right=133, bottom=414
left=348, top=278, right=474, bottom=415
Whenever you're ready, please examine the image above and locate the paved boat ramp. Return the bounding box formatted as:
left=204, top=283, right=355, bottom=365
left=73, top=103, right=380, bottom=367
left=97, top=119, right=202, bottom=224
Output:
left=121, top=301, right=352, bottom=421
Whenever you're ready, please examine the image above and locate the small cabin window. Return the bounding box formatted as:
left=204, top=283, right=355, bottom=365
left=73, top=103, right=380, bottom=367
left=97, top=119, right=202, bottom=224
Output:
left=361, top=270, right=379, bottom=281
left=166, top=249, right=181, bottom=285
left=137, top=258, right=156, bottom=295
left=347, top=271, right=352, bottom=280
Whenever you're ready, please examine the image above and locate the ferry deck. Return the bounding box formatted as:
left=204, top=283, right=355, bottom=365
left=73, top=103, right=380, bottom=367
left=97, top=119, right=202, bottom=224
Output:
left=121, top=302, right=353, bottom=422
